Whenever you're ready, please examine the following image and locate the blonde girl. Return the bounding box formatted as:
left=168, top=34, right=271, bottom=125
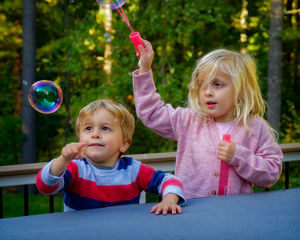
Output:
left=132, top=41, right=283, bottom=199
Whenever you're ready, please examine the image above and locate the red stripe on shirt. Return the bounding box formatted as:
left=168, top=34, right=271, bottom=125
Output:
left=69, top=178, right=141, bottom=202
left=161, top=178, right=183, bottom=194
left=36, top=170, right=59, bottom=194
left=66, top=161, right=78, bottom=185
left=135, top=164, right=155, bottom=191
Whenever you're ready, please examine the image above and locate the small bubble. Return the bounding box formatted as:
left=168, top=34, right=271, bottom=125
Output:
left=104, top=33, right=111, bottom=42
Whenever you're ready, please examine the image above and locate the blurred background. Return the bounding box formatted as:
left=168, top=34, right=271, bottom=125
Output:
left=0, top=0, right=299, bottom=218
left=0, top=0, right=299, bottom=165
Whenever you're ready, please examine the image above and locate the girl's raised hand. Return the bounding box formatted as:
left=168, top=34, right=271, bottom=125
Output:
left=138, top=40, right=154, bottom=74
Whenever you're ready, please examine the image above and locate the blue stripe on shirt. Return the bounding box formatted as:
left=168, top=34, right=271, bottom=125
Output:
left=64, top=191, right=140, bottom=210
left=145, top=170, right=165, bottom=194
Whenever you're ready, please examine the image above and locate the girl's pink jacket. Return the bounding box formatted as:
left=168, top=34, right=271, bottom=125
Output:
left=132, top=70, right=283, bottom=199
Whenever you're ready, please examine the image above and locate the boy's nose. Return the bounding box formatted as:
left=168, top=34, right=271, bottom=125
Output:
left=92, top=129, right=100, bottom=138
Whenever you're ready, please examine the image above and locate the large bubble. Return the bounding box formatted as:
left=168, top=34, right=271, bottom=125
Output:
left=28, top=80, right=63, bottom=114
left=96, top=0, right=126, bottom=10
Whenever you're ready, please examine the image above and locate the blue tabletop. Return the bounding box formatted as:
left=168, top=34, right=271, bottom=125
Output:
left=1, top=188, right=299, bottom=240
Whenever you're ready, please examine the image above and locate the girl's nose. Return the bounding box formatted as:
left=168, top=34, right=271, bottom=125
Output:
left=204, top=85, right=213, bottom=96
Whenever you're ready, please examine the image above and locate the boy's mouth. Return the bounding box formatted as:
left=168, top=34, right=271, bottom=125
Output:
left=89, top=143, right=104, bottom=147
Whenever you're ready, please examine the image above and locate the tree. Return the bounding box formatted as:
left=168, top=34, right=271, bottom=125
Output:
left=21, top=0, right=36, bottom=164
left=267, top=0, right=283, bottom=133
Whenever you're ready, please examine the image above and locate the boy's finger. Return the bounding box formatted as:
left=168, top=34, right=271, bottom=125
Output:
left=150, top=204, right=158, bottom=213
left=155, top=206, right=163, bottom=215
left=162, top=206, right=169, bottom=215
left=75, top=153, right=84, bottom=160
left=176, top=205, right=182, bottom=214
left=77, top=142, right=87, bottom=149
left=171, top=206, right=177, bottom=215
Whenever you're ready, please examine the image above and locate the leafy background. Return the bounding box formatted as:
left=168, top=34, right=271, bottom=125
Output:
left=0, top=0, right=299, bottom=165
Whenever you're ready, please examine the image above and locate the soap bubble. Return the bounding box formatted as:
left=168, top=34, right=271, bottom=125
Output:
left=96, top=0, right=126, bottom=10
left=28, top=80, right=63, bottom=114
left=104, top=33, right=111, bottom=42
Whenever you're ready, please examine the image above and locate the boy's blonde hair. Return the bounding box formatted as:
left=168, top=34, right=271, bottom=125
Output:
left=75, top=99, right=135, bottom=143
left=188, top=49, right=275, bottom=138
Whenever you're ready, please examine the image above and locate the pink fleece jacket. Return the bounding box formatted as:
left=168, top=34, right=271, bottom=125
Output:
left=132, top=70, right=283, bottom=199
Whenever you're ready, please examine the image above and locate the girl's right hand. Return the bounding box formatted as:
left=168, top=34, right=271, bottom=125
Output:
left=61, top=142, right=87, bottom=162
left=138, top=40, right=154, bottom=74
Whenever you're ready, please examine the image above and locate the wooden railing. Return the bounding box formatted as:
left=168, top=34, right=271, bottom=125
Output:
left=1, top=142, right=300, bottom=218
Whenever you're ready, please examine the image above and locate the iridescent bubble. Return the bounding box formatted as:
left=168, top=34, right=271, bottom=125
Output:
left=28, top=80, right=63, bottom=114
left=96, top=0, right=126, bottom=10
left=104, top=33, right=111, bottom=42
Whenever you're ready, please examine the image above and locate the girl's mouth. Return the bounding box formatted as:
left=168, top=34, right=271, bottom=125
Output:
left=207, top=101, right=216, bottom=109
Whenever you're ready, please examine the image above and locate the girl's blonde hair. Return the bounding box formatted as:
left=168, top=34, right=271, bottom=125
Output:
left=75, top=99, right=135, bottom=143
left=188, top=49, right=276, bottom=138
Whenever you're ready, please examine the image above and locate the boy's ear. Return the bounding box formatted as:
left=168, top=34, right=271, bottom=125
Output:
left=120, top=139, right=131, bottom=153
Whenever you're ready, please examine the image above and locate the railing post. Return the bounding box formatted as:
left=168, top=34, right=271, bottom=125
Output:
left=0, top=187, right=3, bottom=218
left=285, top=162, right=289, bottom=189
left=49, top=195, right=54, bottom=213
left=24, top=185, right=29, bottom=216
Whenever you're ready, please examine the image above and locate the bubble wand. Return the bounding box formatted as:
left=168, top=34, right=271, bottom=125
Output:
left=218, top=134, right=231, bottom=195
left=95, top=0, right=145, bottom=57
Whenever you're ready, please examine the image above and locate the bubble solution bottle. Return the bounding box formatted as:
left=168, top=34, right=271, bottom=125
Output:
left=129, top=32, right=145, bottom=57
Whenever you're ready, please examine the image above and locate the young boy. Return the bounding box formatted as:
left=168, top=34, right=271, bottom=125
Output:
left=36, top=99, right=185, bottom=215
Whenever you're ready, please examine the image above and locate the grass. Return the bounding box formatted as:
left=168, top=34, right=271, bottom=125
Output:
left=3, top=191, right=63, bottom=218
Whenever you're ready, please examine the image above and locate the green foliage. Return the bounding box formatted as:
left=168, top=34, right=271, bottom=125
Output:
left=0, top=115, right=23, bottom=166
left=280, top=100, right=300, bottom=143
left=0, top=0, right=299, bottom=165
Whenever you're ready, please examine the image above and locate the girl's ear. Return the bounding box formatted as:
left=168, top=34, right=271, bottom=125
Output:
left=120, top=139, right=131, bottom=154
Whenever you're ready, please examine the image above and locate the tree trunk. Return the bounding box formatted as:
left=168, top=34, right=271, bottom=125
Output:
left=21, top=0, right=36, bottom=165
left=267, top=0, right=283, bottom=133
left=65, top=1, right=70, bottom=144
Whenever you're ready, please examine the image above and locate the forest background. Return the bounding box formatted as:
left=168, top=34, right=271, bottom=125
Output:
left=0, top=0, right=299, bottom=167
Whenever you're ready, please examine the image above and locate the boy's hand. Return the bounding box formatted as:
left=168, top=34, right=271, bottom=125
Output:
left=150, top=193, right=182, bottom=215
left=50, top=142, right=87, bottom=177
left=61, top=142, right=87, bottom=162
left=138, top=40, right=154, bottom=74
left=218, top=141, right=236, bottom=163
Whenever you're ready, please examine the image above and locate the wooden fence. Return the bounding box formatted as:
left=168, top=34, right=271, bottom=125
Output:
left=0, top=142, right=299, bottom=218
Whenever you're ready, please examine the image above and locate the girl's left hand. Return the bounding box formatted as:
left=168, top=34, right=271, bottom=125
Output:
left=218, top=141, right=236, bottom=163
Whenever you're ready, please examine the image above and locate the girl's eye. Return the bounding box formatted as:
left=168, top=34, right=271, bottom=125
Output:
left=215, top=82, right=223, bottom=87
left=85, top=126, right=92, bottom=131
left=102, top=127, right=109, bottom=131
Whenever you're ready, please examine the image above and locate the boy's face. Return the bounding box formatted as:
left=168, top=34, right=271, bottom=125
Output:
left=78, top=108, right=130, bottom=166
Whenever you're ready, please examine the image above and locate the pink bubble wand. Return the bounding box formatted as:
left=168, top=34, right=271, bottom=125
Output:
left=95, top=0, right=145, bottom=57
left=218, top=134, right=231, bottom=196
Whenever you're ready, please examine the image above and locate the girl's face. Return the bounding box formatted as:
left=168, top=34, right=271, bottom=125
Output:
left=78, top=108, right=130, bottom=166
left=200, top=68, right=235, bottom=123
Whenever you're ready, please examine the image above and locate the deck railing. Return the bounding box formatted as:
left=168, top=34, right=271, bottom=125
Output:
left=1, top=142, right=299, bottom=218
